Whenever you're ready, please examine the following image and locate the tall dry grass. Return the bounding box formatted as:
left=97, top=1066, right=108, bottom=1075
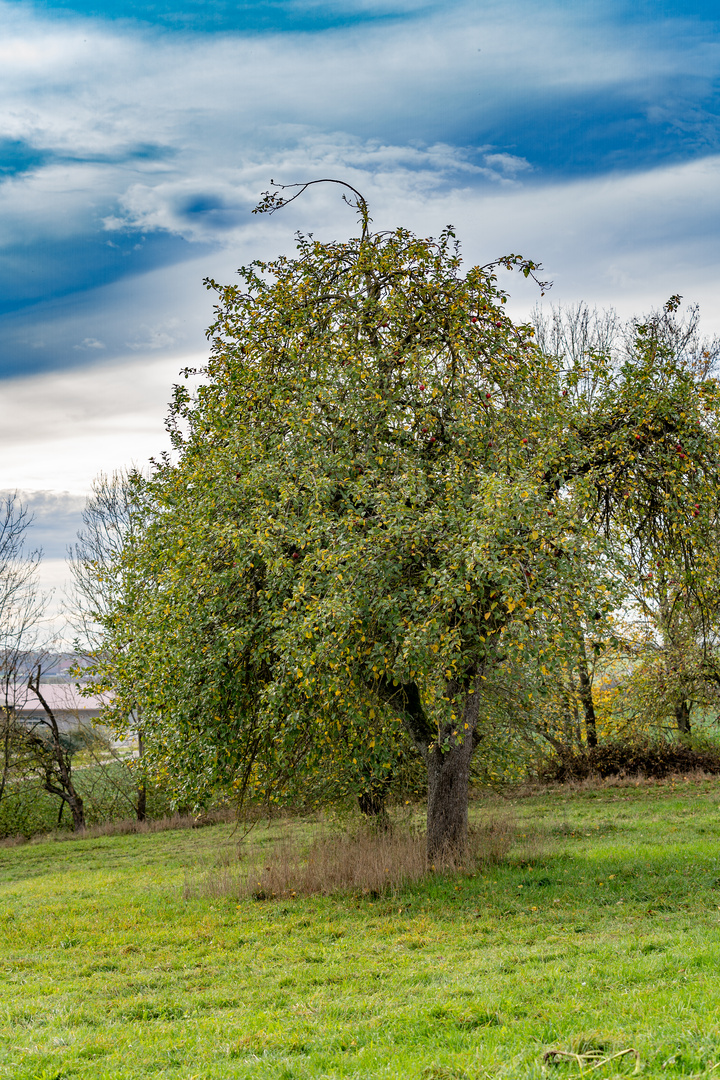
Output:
left=185, top=815, right=515, bottom=901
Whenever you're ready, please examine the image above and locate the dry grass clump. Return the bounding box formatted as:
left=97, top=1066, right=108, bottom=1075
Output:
left=185, top=814, right=515, bottom=901
left=0, top=833, right=25, bottom=848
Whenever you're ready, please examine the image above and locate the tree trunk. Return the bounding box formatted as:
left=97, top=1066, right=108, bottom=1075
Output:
left=378, top=674, right=481, bottom=863
left=675, top=699, right=691, bottom=735
left=358, top=787, right=387, bottom=818
left=426, top=732, right=474, bottom=862
left=358, top=791, right=380, bottom=815
left=136, top=728, right=146, bottom=822
left=577, top=640, right=598, bottom=748
left=48, top=785, right=85, bottom=831
left=67, top=791, right=86, bottom=831
left=358, top=786, right=390, bottom=830
left=27, top=668, right=86, bottom=831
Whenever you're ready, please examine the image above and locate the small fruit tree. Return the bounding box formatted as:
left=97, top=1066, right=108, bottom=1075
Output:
left=97, top=183, right=718, bottom=858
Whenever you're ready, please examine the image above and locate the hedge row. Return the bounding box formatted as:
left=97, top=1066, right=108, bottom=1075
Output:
left=538, top=738, right=720, bottom=783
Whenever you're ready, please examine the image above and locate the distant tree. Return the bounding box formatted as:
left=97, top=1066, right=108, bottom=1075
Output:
left=0, top=497, right=86, bottom=831
left=68, top=470, right=148, bottom=819
left=20, top=664, right=86, bottom=831
left=0, top=493, right=44, bottom=807
left=535, top=300, right=720, bottom=740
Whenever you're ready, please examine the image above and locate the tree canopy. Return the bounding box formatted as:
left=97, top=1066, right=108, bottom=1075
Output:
left=84, top=185, right=720, bottom=857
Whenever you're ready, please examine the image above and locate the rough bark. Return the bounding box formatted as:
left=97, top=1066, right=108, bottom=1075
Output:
left=379, top=674, right=482, bottom=861
left=426, top=731, right=475, bottom=860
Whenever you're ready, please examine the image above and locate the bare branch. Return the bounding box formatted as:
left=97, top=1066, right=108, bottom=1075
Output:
left=253, top=178, right=371, bottom=241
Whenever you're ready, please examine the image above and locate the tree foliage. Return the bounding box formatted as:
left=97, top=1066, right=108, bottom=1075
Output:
left=535, top=300, right=720, bottom=739
left=87, top=186, right=720, bottom=856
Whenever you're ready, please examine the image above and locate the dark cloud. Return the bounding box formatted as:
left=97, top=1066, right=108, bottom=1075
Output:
left=0, top=138, right=50, bottom=176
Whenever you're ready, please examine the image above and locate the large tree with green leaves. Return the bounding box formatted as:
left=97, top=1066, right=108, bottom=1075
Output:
left=93, top=183, right=720, bottom=857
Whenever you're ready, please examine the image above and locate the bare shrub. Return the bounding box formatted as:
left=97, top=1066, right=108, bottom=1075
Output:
left=185, top=814, right=515, bottom=901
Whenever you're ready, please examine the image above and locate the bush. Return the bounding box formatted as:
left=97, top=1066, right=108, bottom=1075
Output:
left=537, top=737, right=720, bottom=783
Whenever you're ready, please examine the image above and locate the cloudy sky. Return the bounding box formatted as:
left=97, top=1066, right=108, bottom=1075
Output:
left=1, top=0, right=719, bottom=636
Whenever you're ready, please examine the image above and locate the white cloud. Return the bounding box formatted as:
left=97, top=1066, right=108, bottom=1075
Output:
left=0, top=347, right=203, bottom=644
left=0, top=0, right=715, bottom=237
left=0, top=350, right=193, bottom=495
left=125, top=320, right=183, bottom=351
left=74, top=337, right=106, bottom=350
left=5, top=148, right=719, bottom=385
left=483, top=153, right=533, bottom=177
left=4, top=153, right=719, bottom=503
left=0, top=163, right=124, bottom=246
left=462, top=154, right=720, bottom=330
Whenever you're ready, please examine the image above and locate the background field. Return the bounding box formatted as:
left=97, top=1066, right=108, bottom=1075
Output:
left=2, top=777, right=720, bottom=1079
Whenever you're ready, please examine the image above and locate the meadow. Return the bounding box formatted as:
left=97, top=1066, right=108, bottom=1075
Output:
left=2, top=776, right=720, bottom=1079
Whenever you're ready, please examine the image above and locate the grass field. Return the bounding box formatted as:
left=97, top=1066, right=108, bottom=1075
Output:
left=2, top=777, right=720, bottom=1079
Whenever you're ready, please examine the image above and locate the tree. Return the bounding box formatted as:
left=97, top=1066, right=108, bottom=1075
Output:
left=92, top=182, right=720, bottom=858
left=0, top=493, right=44, bottom=807
left=0, top=497, right=87, bottom=831
left=531, top=303, right=626, bottom=749
left=68, top=470, right=148, bottom=820
left=612, top=302, right=720, bottom=736
left=536, top=300, right=720, bottom=741
left=21, top=664, right=86, bottom=831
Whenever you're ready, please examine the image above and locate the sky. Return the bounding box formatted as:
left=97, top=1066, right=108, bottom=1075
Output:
left=1, top=0, right=719, bottom=638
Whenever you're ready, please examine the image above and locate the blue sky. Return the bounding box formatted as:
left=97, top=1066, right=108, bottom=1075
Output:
left=1, top=0, right=719, bottom=632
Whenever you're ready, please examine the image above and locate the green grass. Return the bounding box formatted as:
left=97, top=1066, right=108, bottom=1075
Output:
left=2, top=777, right=720, bottom=1078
